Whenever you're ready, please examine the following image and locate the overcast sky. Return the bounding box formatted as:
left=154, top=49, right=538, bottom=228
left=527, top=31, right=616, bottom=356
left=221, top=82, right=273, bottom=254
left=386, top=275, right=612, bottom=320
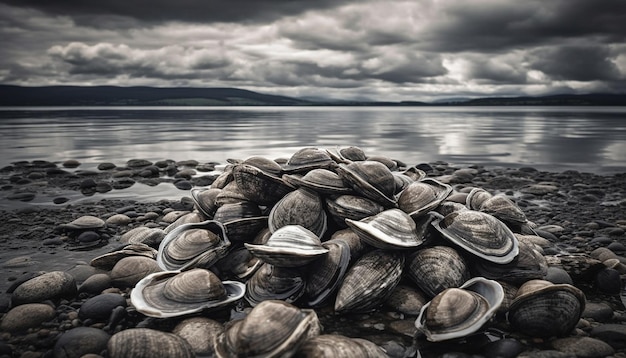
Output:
left=1, top=0, right=625, bottom=101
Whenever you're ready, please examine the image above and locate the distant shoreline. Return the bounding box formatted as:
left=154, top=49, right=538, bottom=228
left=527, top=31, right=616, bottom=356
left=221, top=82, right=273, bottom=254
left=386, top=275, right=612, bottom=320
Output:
left=1, top=84, right=625, bottom=106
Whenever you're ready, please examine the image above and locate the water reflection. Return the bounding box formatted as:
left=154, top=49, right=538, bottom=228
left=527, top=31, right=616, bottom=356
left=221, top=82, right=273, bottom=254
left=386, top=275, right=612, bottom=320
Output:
left=1, top=106, right=625, bottom=174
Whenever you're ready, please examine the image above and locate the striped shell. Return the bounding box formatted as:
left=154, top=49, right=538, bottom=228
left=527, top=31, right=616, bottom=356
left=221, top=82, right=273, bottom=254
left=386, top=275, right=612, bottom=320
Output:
left=345, top=208, right=427, bottom=249
left=233, top=163, right=295, bottom=205
left=268, top=187, right=328, bottom=238
left=244, top=225, right=328, bottom=267
left=245, top=263, right=305, bottom=306
left=398, top=178, right=452, bottom=219
left=406, top=245, right=471, bottom=298
left=335, top=161, right=397, bottom=208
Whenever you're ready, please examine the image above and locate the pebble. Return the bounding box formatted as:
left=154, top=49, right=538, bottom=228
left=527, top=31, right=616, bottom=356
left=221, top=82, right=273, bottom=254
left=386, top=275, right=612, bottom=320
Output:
left=590, top=324, right=626, bottom=349
left=7, top=192, right=36, bottom=201
left=11, top=271, right=77, bottom=306
left=551, top=336, right=615, bottom=357
left=582, top=302, right=614, bottom=322
left=78, top=293, right=127, bottom=321
left=174, top=180, right=193, bottom=190
left=97, top=162, right=116, bottom=170
left=77, top=231, right=100, bottom=243
left=105, top=214, right=131, bottom=226
left=53, top=327, right=110, bottom=358
left=126, top=159, right=153, bottom=168
left=78, top=274, right=112, bottom=295
left=0, top=303, right=55, bottom=332
left=62, top=159, right=81, bottom=168
left=521, top=184, right=558, bottom=195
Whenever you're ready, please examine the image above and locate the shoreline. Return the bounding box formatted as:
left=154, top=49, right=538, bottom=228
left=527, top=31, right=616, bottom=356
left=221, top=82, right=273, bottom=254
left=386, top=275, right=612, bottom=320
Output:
left=1, top=156, right=625, bottom=357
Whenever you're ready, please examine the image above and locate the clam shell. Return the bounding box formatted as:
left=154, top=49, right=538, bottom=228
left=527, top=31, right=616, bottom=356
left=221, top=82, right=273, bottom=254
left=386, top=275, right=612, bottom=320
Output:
left=245, top=225, right=329, bottom=267
left=337, top=145, right=368, bottom=161
left=110, top=256, right=160, bottom=288
left=415, top=277, right=504, bottom=342
left=245, top=263, right=305, bottom=306
left=507, top=279, right=585, bottom=338
left=406, top=245, right=470, bottom=298
left=397, top=178, right=452, bottom=219
left=164, top=211, right=205, bottom=234
left=334, top=249, right=405, bottom=313
left=472, top=240, right=547, bottom=284
left=190, top=187, right=221, bottom=218
left=296, top=334, right=388, bottom=357
left=108, top=328, right=194, bottom=358
left=305, top=238, right=351, bottom=307
left=157, top=220, right=230, bottom=271
left=336, top=161, right=397, bottom=208
left=120, top=226, right=166, bottom=248
left=268, top=187, right=328, bottom=238
left=216, top=300, right=321, bottom=357
left=433, top=210, right=519, bottom=264
left=478, top=195, right=528, bottom=226
left=345, top=208, right=427, bottom=250
left=131, top=269, right=245, bottom=318
left=213, top=201, right=267, bottom=242
left=282, top=168, right=352, bottom=195
left=282, top=147, right=335, bottom=173
left=233, top=163, right=294, bottom=205
left=90, top=243, right=157, bottom=270
left=465, top=188, right=493, bottom=210
left=325, top=194, right=385, bottom=228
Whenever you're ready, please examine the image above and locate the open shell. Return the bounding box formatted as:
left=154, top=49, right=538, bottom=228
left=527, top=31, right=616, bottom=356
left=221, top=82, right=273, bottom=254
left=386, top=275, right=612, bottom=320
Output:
left=432, top=210, right=519, bottom=264
left=131, top=269, right=245, bottom=318
left=244, top=225, right=329, bottom=267
left=415, top=277, right=504, bottom=342
left=345, top=208, right=427, bottom=250
left=157, top=220, right=230, bottom=271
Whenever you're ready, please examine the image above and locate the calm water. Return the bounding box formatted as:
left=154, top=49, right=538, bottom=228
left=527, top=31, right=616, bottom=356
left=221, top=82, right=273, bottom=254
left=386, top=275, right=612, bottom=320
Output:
left=1, top=106, right=625, bottom=174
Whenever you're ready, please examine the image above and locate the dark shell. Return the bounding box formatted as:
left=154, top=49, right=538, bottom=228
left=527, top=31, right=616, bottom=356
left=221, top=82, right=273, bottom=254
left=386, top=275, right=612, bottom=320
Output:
left=232, top=163, right=294, bottom=205
left=282, top=147, right=335, bottom=173
left=296, top=334, right=388, bottom=357
left=334, top=250, right=405, bottom=313
left=465, top=187, right=493, bottom=210
left=472, top=240, right=548, bottom=284
left=190, top=187, right=221, bottom=218
left=345, top=208, right=427, bottom=250
left=213, top=201, right=267, bottom=242
left=507, top=279, right=585, bottom=338
left=406, top=245, right=470, bottom=298
left=268, top=187, right=327, bottom=238
left=478, top=195, right=528, bottom=226
left=130, top=269, right=245, bottom=318
left=120, top=226, right=166, bottom=248
left=433, top=210, right=519, bottom=264
left=305, top=238, right=351, bottom=307
left=338, top=146, right=368, bottom=161
left=90, top=243, right=157, bottom=270
left=245, top=225, right=329, bottom=267
left=335, top=161, right=397, bottom=208
left=397, top=178, right=452, bottom=219
left=325, top=194, right=385, bottom=228
left=245, top=263, right=305, bottom=306
left=157, top=220, right=230, bottom=271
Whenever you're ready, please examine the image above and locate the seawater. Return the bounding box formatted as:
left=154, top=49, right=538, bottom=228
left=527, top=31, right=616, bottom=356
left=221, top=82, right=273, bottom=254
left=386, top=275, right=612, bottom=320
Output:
left=1, top=106, right=625, bottom=174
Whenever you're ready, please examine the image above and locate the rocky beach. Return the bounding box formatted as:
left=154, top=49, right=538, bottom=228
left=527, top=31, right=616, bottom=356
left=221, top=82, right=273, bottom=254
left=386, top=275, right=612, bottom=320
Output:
left=1, top=147, right=625, bottom=358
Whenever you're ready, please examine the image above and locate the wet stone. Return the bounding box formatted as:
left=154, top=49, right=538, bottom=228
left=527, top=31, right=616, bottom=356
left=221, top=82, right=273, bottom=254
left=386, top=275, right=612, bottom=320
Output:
left=551, top=337, right=615, bottom=358
left=7, top=192, right=35, bottom=201
left=590, top=324, right=626, bottom=349
left=126, top=159, right=153, bottom=168
left=77, top=231, right=100, bottom=243
left=53, top=197, right=69, bottom=204
left=0, top=303, right=55, bottom=332
left=521, top=184, right=558, bottom=195
left=11, top=271, right=77, bottom=306
left=582, top=302, right=614, bottom=322
left=174, top=180, right=193, bottom=190
left=78, top=293, right=127, bottom=321
left=62, top=159, right=81, bottom=168
left=78, top=274, right=112, bottom=295
left=97, top=162, right=116, bottom=170
left=53, top=327, right=110, bottom=358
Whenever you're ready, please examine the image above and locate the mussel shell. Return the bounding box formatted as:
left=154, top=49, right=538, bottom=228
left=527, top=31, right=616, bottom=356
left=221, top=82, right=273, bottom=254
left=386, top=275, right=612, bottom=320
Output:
left=397, top=178, right=452, bottom=219
left=245, top=225, right=329, bottom=267
left=334, top=249, right=405, bottom=313
left=245, top=263, right=305, bottom=306
left=406, top=245, right=471, bottom=298
left=232, top=163, right=295, bottom=205
left=157, top=220, right=230, bottom=271
left=325, top=194, right=385, bottom=228
left=216, top=300, right=321, bottom=357
left=131, top=269, right=245, bottom=318
left=296, top=334, right=387, bottom=357
left=305, top=239, right=351, bottom=307
left=190, top=187, right=221, bottom=218
left=282, top=168, right=352, bottom=195
left=507, top=280, right=585, bottom=337
left=415, top=277, right=504, bottom=342
left=268, top=187, right=328, bottom=238
left=282, top=147, right=335, bottom=173
left=336, top=161, right=397, bottom=208
left=433, top=210, right=519, bottom=264
left=345, top=208, right=427, bottom=250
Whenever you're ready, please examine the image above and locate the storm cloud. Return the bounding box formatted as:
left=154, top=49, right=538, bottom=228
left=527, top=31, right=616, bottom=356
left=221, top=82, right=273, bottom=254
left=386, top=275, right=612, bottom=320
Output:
left=1, top=0, right=625, bottom=101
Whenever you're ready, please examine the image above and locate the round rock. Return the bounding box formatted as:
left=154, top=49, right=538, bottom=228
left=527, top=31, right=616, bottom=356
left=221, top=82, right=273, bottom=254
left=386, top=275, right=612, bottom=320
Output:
left=11, top=271, right=77, bottom=306
left=0, top=303, right=55, bottom=332
left=551, top=337, right=614, bottom=357
left=78, top=273, right=112, bottom=294
left=79, top=293, right=127, bottom=321
left=53, top=327, right=111, bottom=358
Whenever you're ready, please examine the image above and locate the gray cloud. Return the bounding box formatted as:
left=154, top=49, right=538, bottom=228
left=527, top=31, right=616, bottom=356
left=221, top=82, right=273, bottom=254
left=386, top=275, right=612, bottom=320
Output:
left=0, top=0, right=625, bottom=101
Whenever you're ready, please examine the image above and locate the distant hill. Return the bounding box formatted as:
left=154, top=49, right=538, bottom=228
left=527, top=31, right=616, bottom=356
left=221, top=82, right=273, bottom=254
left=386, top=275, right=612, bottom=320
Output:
left=0, top=85, right=312, bottom=106
left=0, top=85, right=624, bottom=106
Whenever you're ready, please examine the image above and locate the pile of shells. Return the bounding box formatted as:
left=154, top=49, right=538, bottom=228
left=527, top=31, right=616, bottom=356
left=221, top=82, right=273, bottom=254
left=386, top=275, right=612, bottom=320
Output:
left=5, top=146, right=623, bottom=357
